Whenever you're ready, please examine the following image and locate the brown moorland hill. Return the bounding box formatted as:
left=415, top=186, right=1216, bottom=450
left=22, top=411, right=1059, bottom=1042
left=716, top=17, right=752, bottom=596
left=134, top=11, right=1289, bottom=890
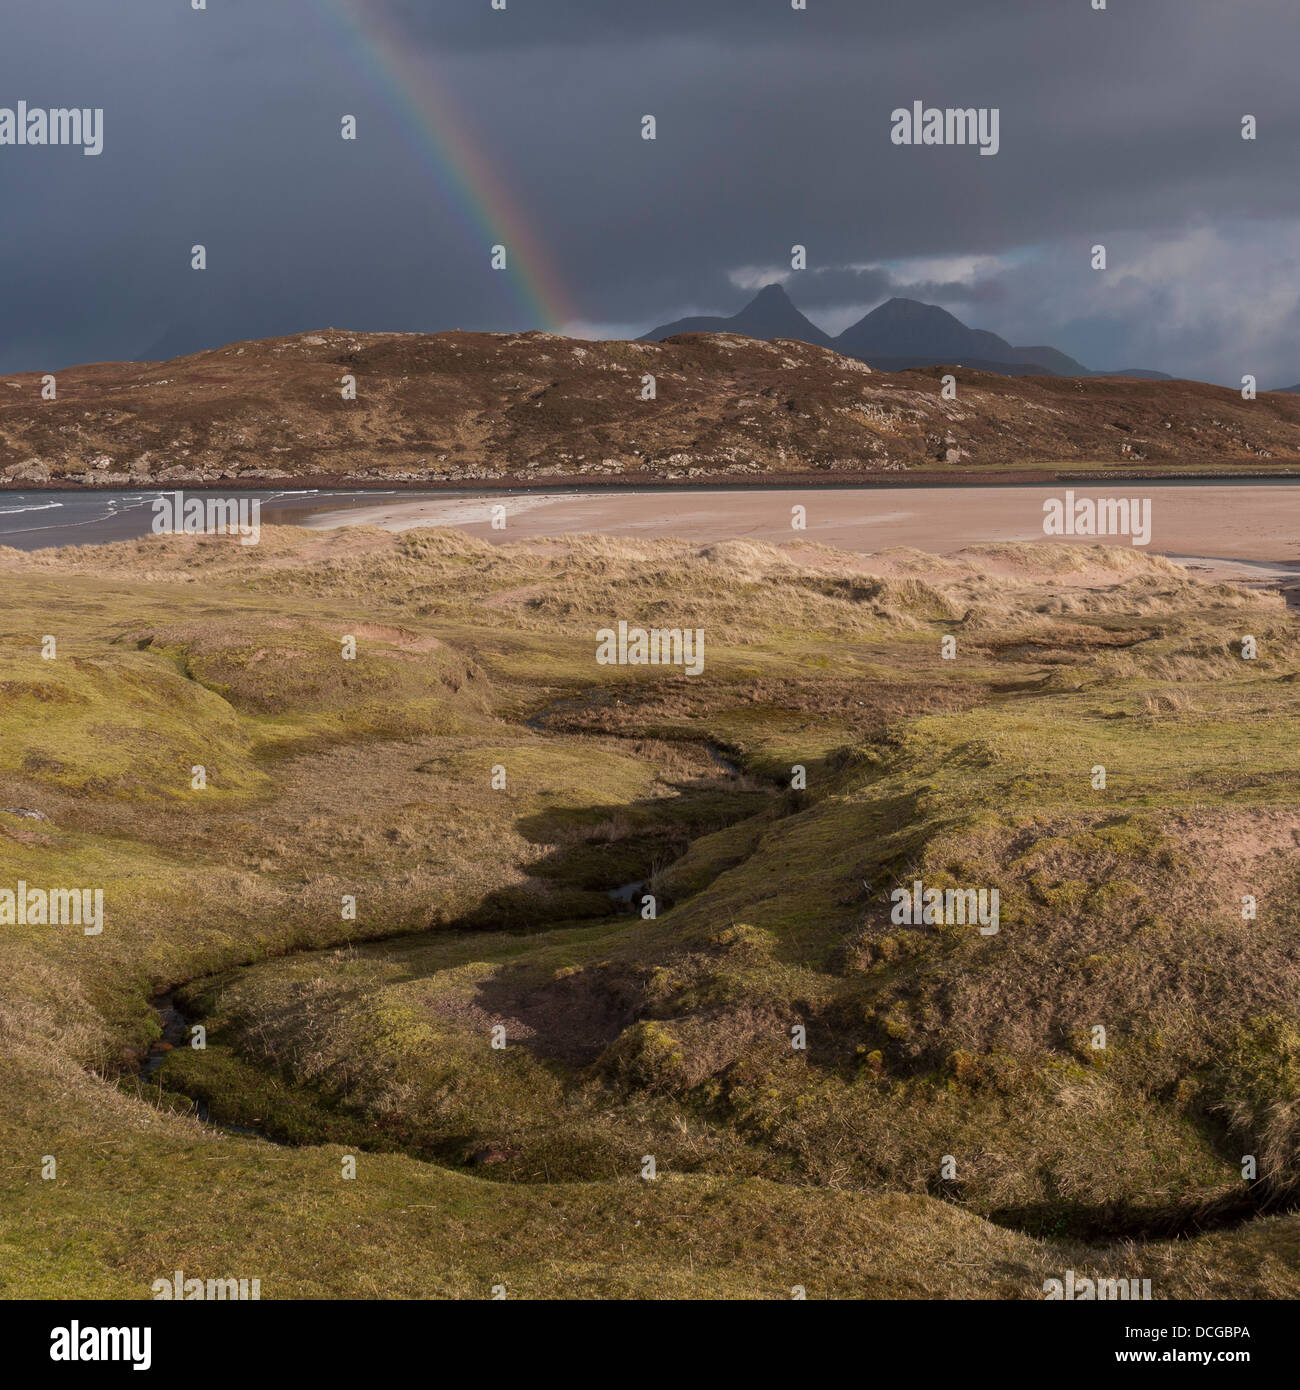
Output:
left=4, top=328, right=1300, bottom=488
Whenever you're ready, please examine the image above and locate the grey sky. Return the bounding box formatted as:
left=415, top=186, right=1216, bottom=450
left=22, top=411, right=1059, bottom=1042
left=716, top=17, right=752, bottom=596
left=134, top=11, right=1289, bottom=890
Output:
left=2, top=0, right=1297, bottom=384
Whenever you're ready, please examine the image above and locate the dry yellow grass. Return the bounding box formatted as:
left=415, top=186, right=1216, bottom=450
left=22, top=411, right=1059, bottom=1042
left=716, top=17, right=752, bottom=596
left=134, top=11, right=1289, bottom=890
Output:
left=0, top=526, right=1297, bottom=1297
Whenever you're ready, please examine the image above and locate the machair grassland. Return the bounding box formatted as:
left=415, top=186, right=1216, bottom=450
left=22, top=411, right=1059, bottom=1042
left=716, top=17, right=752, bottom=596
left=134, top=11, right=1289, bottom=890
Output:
left=0, top=525, right=1297, bottom=1298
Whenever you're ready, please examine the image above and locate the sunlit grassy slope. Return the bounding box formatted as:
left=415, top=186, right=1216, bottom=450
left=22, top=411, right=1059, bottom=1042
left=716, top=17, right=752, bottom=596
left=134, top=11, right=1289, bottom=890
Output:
left=1, top=525, right=1297, bottom=1298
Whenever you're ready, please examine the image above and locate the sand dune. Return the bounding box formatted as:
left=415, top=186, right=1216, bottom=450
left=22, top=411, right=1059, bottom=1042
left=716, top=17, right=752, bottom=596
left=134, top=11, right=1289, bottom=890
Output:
left=301, top=482, right=1300, bottom=584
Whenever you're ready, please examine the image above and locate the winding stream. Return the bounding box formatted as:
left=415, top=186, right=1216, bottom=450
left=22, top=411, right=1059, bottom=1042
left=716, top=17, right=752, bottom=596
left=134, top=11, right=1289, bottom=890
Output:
left=127, top=991, right=269, bottom=1140
left=110, top=708, right=1295, bottom=1246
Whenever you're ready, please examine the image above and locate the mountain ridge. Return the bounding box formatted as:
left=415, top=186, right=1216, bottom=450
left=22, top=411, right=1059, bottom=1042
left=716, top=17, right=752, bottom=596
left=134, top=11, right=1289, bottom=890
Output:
left=643, top=284, right=1170, bottom=381
left=640, top=283, right=837, bottom=350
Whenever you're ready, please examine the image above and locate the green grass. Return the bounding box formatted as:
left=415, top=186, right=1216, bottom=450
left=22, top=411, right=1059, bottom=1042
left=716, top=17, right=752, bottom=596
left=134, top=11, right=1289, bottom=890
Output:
left=1, top=525, right=1298, bottom=1297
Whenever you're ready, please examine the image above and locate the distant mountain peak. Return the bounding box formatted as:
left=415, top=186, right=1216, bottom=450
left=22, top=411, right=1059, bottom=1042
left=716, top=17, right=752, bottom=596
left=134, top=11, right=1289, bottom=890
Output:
left=641, top=283, right=834, bottom=348
left=643, top=286, right=1170, bottom=381
left=878, top=295, right=949, bottom=313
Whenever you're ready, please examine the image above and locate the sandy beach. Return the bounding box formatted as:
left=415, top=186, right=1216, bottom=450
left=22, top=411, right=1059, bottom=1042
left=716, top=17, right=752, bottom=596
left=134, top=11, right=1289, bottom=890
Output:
left=300, top=483, right=1300, bottom=583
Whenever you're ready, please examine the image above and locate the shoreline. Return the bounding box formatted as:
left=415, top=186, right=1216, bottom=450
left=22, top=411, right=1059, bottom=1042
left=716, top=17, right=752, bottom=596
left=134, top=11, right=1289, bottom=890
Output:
left=4, top=483, right=1298, bottom=608
left=6, top=465, right=1300, bottom=495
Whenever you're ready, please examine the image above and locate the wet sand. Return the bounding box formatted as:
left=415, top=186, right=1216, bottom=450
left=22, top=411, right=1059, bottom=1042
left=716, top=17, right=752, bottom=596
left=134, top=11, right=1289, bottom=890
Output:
left=300, top=483, right=1300, bottom=584
left=0, top=488, right=401, bottom=551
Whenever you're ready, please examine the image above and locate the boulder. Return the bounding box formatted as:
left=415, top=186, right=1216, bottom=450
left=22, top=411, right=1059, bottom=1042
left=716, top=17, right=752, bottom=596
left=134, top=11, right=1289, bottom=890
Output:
left=2, top=459, right=51, bottom=483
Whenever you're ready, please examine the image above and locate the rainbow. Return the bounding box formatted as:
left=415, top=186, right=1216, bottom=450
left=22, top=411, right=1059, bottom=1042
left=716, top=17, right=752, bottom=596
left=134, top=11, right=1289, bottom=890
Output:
left=309, top=0, right=576, bottom=333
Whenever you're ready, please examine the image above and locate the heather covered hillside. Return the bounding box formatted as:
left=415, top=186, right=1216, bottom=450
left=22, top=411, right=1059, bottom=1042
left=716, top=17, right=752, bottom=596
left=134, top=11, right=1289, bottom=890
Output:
left=4, top=329, right=1300, bottom=489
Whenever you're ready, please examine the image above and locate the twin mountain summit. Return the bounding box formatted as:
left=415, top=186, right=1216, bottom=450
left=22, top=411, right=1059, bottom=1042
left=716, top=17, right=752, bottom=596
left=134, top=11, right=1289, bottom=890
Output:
left=135, top=282, right=1300, bottom=388
left=642, top=284, right=1171, bottom=380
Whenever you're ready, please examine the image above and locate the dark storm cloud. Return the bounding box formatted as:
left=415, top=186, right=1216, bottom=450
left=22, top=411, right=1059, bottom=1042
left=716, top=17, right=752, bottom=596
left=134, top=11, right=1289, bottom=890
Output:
left=790, top=267, right=1009, bottom=313
left=382, top=0, right=1028, bottom=51
left=2, top=0, right=1298, bottom=383
left=784, top=268, right=897, bottom=310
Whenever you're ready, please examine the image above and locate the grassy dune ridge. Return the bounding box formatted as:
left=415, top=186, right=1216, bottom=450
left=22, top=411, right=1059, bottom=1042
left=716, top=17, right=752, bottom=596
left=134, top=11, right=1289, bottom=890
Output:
left=1, top=525, right=1298, bottom=1298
